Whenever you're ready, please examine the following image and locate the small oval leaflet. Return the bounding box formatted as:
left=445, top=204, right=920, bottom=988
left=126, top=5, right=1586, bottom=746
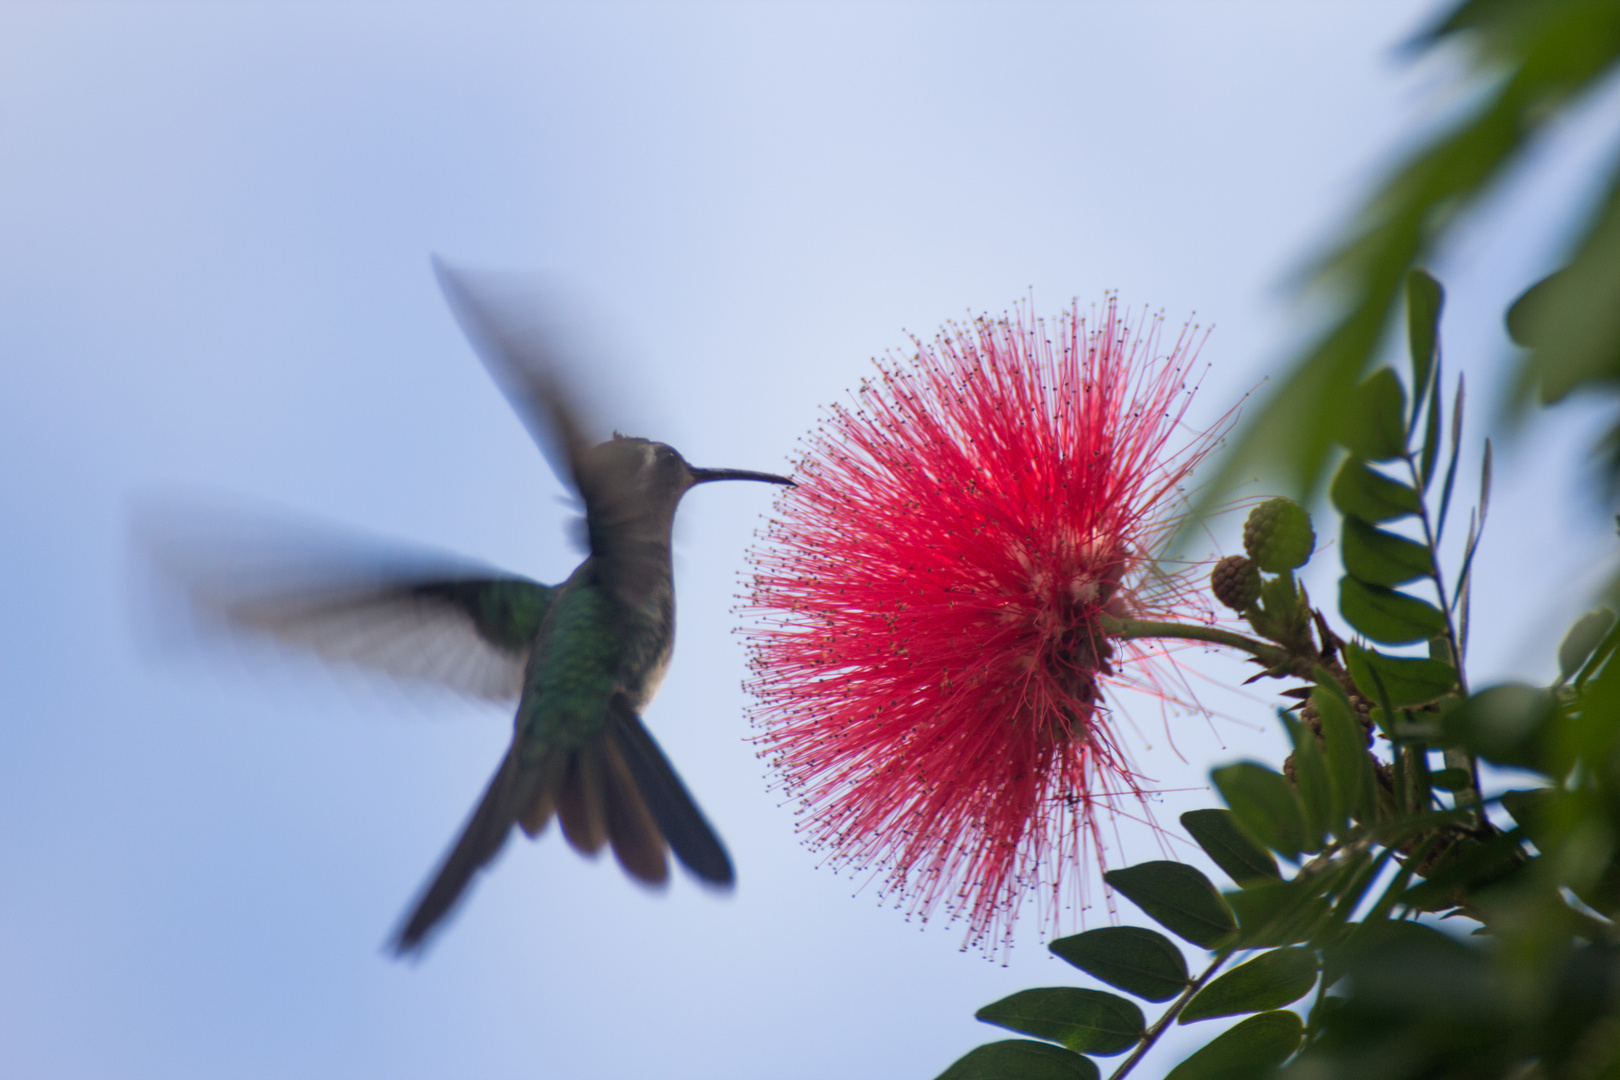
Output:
left=934, top=1039, right=1099, bottom=1080
left=1559, top=608, right=1616, bottom=683
left=1282, top=712, right=1331, bottom=853
left=975, top=988, right=1144, bottom=1056
left=1225, top=878, right=1333, bottom=948
left=1345, top=643, right=1456, bottom=708
left=1163, top=1010, right=1304, bottom=1080
left=1442, top=683, right=1556, bottom=770
left=1341, top=368, right=1408, bottom=462
left=1406, top=268, right=1444, bottom=395
left=1315, top=684, right=1376, bottom=828
left=1211, top=763, right=1307, bottom=862
left=1181, top=809, right=1280, bottom=887
left=1331, top=457, right=1421, bottom=523
left=1341, top=517, right=1433, bottom=587
left=1049, top=926, right=1189, bottom=1003
left=1104, top=862, right=1237, bottom=949
left=1179, top=947, right=1319, bottom=1024
left=1430, top=767, right=1471, bottom=791
left=1338, top=577, right=1447, bottom=646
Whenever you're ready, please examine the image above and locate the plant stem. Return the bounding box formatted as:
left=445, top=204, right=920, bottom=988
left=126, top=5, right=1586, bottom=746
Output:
left=1101, top=616, right=1291, bottom=669
left=1106, top=952, right=1232, bottom=1080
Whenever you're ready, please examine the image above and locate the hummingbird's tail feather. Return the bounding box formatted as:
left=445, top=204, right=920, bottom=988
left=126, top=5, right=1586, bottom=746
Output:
left=606, top=694, right=736, bottom=887
left=600, top=736, right=671, bottom=885
left=390, top=749, right=525, bottom=956
left=514, top=739, right=668, bottom=884
left=557, top=742, right=610, bottom=854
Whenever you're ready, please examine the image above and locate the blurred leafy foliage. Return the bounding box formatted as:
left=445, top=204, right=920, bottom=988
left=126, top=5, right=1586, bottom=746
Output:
left=1203, top=0, right=1620, bottom=507
left=934, top=277, right=1620, bottom=1079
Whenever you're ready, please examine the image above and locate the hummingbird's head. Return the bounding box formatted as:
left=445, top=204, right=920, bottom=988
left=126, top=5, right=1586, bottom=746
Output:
left=581, top=434, right=794, bottom=526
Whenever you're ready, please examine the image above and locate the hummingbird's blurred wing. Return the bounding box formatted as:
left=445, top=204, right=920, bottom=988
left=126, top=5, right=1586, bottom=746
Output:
left=430, top=259, right=655, bottom=572
left=431, top=257, right=598, bottom=500
left=135, top=502, right=553, bottom=702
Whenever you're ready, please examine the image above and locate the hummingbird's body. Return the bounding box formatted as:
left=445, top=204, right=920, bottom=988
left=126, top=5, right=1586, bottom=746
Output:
left=391, top=435, right=786, bottom=952
left=145, top=262, right=791, bottom=955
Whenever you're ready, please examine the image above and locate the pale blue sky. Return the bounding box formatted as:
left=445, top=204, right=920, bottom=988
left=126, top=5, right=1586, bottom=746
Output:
left=2, top=3, right=1615, bottom=1078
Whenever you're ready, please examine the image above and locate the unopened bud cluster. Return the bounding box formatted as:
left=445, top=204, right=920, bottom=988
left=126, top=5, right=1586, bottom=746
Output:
left=1211, top=498, right=1318, bottom=661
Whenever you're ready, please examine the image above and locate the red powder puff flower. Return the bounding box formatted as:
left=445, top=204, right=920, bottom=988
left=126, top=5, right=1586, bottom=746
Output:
left=744, top=297, right=1232, bottom=954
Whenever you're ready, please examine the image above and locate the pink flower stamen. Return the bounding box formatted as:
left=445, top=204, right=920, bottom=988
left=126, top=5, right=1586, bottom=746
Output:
left=744, top=297, right=1230, bottom=954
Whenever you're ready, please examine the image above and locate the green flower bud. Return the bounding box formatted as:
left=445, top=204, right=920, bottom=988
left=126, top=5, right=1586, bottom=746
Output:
left=1242, top=498, right=1315, bottom=573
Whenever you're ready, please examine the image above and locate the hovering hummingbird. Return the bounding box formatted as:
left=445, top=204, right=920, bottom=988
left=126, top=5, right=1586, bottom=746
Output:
left=143, top=260, right=793, bottom=955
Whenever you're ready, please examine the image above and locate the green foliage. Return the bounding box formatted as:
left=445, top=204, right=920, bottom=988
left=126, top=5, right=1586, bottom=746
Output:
left=1197, top=0, right=1620, bottom=507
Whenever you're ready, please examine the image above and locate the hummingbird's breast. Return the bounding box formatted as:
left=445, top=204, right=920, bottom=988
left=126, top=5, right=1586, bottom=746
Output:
left=618, top=582, right=675, bottom=711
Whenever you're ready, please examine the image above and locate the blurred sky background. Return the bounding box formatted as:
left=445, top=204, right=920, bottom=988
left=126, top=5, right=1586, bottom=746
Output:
left=3, top=2, right=1619, bottom=1078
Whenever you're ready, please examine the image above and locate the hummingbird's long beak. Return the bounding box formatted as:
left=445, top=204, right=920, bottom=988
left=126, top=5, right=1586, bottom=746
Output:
left=689, top=467, right=795, bottom=487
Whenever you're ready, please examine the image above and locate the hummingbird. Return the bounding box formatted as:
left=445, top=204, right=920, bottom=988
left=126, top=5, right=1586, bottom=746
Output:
left=140, top=260, right=793, bottom=955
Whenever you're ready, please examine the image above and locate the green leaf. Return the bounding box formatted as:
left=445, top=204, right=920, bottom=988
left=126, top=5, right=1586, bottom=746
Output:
left=1436, top=374, right=1465, bottom=541
left=1281, top=713, right=1330, bottom=851
left=1105, top=862, right=1237, bottom=949
left=936, top=1040, right=1100, bottom=1080
left=1430, top=767, right=1470, bottom=791
left=1442, top=683, right=1556, bottom=770
left=1327, top=851, right=1386, bottom=928
left=1559, top=609, right=1617, bottom=685
left=975, top=989, right=1144, bottom=1057
left=1341, top=368, right=1408, bottom=462
left=1183, top=0, right=1620, bottom=523
left=1340, top=518, right=1433, bottom=587
left=1315, top=684, right=1375, bottom=826
left=1162, top=1011, right=1303, bottom=1080
left=1225, top=877, right=1333, bottom=948
left=1050, top=927, right=1189, bottom=1003
left=1330, top=456, right=1421, bottom=523
left=1499, top=788, right=1553, bottom=845
left=1507, top=269, right=1563, bottom=348
left=1180, top=809, right=1280, bottom=886
left=1400, top=830, right=1530, bottom=911
left=1345, top=642, right=1456, bottom=708
left=1212, top=763, right=1306, bottom=861
left=1406, top=268, right=1444, bottom=417
left=1338, top=577, right=1447, bottom=646
left=1419, top=357, right=1443, bottom=491
left=1514, top=190, right=1620, bottom=413
left=1180, top=948, right=1319, bottom=1024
